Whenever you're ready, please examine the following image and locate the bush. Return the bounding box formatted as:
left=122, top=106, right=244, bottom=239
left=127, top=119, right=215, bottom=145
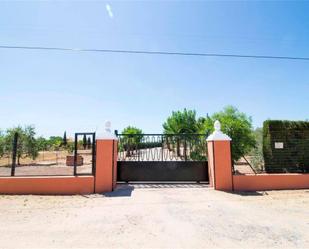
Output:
left=201, top=106, right=256, bottom=162
left=263, top=120, right=309, bottom=173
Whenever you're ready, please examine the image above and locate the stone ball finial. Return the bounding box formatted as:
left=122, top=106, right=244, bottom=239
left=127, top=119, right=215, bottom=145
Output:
left=214, top=120, right=221, bottom=132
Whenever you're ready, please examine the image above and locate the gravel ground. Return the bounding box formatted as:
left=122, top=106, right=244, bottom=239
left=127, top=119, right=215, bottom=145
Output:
left=0, top=185, right=308, bottom=249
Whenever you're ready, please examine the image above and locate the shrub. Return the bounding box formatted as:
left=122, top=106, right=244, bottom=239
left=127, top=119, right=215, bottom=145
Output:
left=263, top=120, right=309, bottom=173
left=201, top=106, right=256, bottom=162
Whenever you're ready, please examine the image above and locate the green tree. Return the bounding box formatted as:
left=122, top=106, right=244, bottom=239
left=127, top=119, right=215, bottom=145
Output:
left=122, top=126, right=143, bottom=136
left=163, top=109, right=201, bottom=156
left=201, top=106, right=256, bottom=162
left=62, top=131, right=67, bottom=146
left=4, top=126, right=39, bottom=165
left=65, top=141, right=74, bottom=154
left=0, top=130, right=5, bottom=158
left=48, top=136, right=63, bottom=151
left=163, top=109, right=199, bottom=134
left=249, top=127, right=264, bottom=172
left=121, top=126, right=143, bottom=156
left=83, top=134, right=87, bottom=150
left=36, top=137, right=49, bottom=151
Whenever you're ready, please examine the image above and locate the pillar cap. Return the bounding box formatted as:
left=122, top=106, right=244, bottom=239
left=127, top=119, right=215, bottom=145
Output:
left=96, top=121, right=118, bottom=140
left=206, top=120, right=232, bottom=141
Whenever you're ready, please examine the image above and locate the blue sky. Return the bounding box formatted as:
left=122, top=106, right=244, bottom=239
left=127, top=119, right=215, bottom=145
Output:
left=0, top=1, right=309, bottom=138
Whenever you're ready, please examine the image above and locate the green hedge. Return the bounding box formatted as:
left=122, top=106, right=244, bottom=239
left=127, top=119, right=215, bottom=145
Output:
left=263, top=120, right=309, bottom=173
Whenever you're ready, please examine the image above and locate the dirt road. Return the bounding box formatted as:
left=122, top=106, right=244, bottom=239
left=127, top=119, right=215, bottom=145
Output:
left=0, top=185, right=308, bottom=248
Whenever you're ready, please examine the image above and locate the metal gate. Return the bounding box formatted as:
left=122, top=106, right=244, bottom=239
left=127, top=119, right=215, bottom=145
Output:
left=73, top=132, right=96, bottom=176
left=117, top=134, right=208, bottom=182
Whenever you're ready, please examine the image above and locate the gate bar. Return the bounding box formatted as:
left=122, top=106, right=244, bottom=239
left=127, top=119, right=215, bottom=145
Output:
left=11, top=132, right=18, bottom=177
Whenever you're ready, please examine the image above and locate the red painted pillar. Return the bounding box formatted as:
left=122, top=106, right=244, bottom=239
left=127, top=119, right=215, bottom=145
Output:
left=207, top=121, right=233, bottom=191
left=94, top=122, right=118, bottom=193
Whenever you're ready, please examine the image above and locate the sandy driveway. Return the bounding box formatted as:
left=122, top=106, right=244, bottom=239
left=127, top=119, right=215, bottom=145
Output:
left=0, top=185, right=308, bottom=248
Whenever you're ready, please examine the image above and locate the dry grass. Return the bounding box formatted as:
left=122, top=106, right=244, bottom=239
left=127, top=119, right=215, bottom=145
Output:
left=0, top=150, right=94, bottom=176
left=0, top=150, right=69, bottom=167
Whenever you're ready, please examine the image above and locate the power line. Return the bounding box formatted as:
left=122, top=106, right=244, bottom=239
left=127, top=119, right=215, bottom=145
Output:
left=0, top=45, right=309, bottom=61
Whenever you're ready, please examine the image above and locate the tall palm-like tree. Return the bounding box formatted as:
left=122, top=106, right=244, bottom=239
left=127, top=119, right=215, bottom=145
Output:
left=163, top=109, right=198, bottom=134
left=121, top=126, right=143, bottom=157
left=163, top=109, right=199, bottom=156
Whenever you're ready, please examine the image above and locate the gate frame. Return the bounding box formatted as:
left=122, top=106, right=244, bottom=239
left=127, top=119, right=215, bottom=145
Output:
left=73, top=132, right=96, bottom=176
left=116, top=133, right=209, bottom=183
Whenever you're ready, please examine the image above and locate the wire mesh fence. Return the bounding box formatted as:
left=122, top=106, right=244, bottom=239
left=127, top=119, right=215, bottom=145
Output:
left=0, top=132, right=95, bottom=177
left=233, top=131, right=309, bottom=175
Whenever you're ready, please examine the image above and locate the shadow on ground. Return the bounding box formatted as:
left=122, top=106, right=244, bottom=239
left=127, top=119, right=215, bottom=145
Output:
left=118, top=182, right=209, bottom=189
left=103, top=185, right=135, bottom=197
left=102, top=183, right=210, bottom=197
left=225, top=190, right=267, bottom=196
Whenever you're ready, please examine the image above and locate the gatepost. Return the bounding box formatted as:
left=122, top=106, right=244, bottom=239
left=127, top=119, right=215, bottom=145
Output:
left=206, top=121, right=233, bottom=191
left=95, top=122, right=118, bottom=193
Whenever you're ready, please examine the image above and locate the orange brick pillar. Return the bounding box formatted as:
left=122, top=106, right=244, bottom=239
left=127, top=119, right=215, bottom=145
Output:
left=94, top=122, right=118, bottom=193
left=207, top=120, right=233, bottom=191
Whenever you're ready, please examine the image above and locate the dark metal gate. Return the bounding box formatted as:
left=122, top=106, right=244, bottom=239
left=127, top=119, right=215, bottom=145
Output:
left=117, top=134, right=208, bottom=182
left=73, top=132, right=96, bottom=176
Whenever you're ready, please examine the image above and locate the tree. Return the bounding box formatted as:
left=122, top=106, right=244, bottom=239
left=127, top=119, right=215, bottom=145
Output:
left=163, top=109, right=201, bottom=156
left=121, top=126, right=143, bottom=156
left=122, top=126, right=143, bottom=136
left=36, top=137, right=49, bottom=151
left=83, top=134, right=87, bottom=150
left=62, top=131, right=67, bottom=146
left=48, top=136, right=63, bottom=150
left=4, top=125, right=39, bottom=165
left=201, top=106, right=256, bottom=162
left=163, top=109, right=199, bottom=134
left=249, top=127, right=264, bottom=172
left=0, top=130, right=5, bottom=158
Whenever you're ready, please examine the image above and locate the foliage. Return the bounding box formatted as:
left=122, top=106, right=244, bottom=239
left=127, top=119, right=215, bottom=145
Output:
left=65, top=141, right=74, bottom=154
left=0, top=126, right=76, bottom=164
left=122, top=126, right=143, bottom=143
left=120, top=126, right=143, bottom=155
left=0, top=130, right=5, bottom=158
left=62, top=131, right=67, bottom=146
left=36, top=137, right=49, bottom=151
left=163, top=109, right=199, bottom=134
left=48, top=136, right=63, bottom=150
left=4, top=126, right=39, bottom=165
left=249, top=128, right=264, bottom=172
left=263, top=120, right=309, bottom=173
left=162, top=109, right=209, bottom=158
left=200, top=106, right=256, bottom=162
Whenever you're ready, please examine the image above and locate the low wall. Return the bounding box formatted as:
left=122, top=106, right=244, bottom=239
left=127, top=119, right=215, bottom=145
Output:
left=0, top=176, right=94, bottom=195
left=233, top=174, right=309, bottom=191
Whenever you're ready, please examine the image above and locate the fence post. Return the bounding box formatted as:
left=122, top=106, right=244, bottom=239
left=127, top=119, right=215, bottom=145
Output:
left=73, top=133, right=78, bottom=176
left=206, top=120, right=233, bottom=191
left=11, top=132, right=18, bottom=176
left=94, top=122, right=118, bottom=193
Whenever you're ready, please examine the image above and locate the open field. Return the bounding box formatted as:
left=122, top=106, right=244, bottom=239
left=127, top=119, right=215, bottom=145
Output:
left=0, top=151, right=93, bottom=176
left=0, top=151, right=69, bottom=167
left=0, top=185, right=308, bottom=248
